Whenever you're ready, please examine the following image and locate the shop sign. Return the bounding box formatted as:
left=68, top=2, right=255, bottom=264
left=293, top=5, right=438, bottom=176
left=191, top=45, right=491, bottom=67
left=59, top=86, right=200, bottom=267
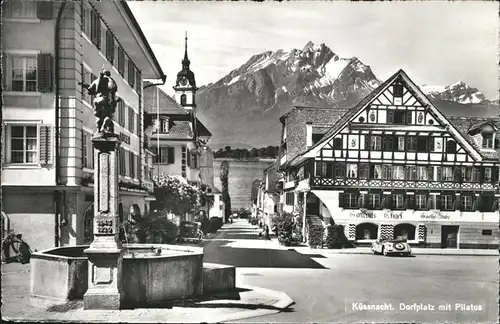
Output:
left=420, top=211, right=451, bottom=220
left=384, top=211, right=403, bottom=220
left=349, top=210, right=376, bottom=219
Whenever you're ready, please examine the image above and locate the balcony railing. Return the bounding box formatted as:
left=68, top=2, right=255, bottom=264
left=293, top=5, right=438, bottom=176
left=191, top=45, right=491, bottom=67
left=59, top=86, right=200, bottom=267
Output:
left=311, top=177, right=498, bottom=191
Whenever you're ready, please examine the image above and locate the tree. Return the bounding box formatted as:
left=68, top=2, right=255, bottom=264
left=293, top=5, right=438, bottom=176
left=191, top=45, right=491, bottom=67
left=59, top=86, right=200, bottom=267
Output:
left=220, top=161, right=231, bottom=223
left=152, top=174, right=202, bottom=215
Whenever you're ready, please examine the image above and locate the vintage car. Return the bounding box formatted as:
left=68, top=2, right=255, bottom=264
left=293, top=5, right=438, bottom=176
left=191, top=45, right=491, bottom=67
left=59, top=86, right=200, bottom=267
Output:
left=371, top=238, right=411, bottom=256
left=176, top=221, right=203, bottom=244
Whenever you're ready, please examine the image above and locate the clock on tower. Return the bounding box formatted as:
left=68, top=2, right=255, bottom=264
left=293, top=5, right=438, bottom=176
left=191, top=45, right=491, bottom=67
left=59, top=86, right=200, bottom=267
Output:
left=173, top=33, right=197, bottom=110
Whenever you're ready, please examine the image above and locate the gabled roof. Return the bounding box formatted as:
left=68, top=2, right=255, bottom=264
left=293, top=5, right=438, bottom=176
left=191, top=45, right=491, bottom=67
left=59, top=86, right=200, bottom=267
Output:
left=195, top=119, right=212, bottom=137
left=289, top=69, right=494, bottom=166
left=144, top=82, right=187, bottom=115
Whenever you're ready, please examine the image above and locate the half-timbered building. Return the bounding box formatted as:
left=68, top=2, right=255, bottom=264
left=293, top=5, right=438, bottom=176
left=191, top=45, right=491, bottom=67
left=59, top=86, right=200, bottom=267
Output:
left=279, top=70, right=499, bottom=249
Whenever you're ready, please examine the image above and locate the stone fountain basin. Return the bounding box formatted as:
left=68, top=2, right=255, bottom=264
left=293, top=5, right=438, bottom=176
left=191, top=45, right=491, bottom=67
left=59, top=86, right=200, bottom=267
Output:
left=30, top=244, right=234, bottom=307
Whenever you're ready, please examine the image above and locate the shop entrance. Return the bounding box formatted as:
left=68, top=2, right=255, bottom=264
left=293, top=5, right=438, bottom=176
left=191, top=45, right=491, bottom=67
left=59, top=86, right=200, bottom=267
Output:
left=441, top=225, right=459, bottom=248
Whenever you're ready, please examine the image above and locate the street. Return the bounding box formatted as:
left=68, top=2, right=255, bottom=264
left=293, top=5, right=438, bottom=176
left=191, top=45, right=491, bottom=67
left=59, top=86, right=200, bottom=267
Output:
left=204, top=219, right=498, bottom=323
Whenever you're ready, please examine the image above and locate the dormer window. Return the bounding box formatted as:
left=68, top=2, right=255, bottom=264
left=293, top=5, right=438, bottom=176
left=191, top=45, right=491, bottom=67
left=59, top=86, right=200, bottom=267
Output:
left=160, top=118, right=169, bottom=133
left=482, top=132, right=494, bottom=149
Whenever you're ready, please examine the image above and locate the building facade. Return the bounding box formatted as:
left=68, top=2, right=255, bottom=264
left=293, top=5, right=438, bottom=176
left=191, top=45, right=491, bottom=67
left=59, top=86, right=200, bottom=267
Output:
left=1, top=0, right=165, bottom=251
left=279, top=70, right=499, bottom=249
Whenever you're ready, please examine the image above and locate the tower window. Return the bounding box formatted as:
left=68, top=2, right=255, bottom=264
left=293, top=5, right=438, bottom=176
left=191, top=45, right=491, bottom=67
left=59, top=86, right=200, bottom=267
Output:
left=180, top=94, right=187, bottom=106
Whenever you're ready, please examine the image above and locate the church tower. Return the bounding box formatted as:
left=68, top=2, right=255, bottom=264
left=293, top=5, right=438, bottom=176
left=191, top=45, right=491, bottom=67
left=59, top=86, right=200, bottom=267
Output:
left=173, top=33, right=197, bottom=112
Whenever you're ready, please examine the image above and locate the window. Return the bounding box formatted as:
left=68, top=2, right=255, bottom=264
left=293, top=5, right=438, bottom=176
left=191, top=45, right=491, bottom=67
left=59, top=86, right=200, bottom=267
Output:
left=359, top=164, right=369, bottom=179
left=416, top=166, right=428, bottom=181
left=334, top=137, right=343, bottom=149
left=81, top=3, right=91, bottom=36
left=482, top=133, right=494, bottom=149
left=118, top=46, right=125, bottom=76
left=334, top=163, right=346, bottom=178
left=9, top=55, right=37, bottom=92
left=482, top=229, right=492, bottom=236
left=370, top=164, right=382, bottom=179
left=370, top=135, right=381, bottom=150
left=312, top=133, right=323, bottom=145
left=81, top=64, right=94, bottom=104
left=406, top=136, right=417, bottom=151
left=382, top=165, right=392, bottom=179
left=442, top=195, right=453, bottom=211
left=160, top=118, right=169, bottom=133
left=445, top=140, right=456, bottom=153
left=397, top=136, right=405, bottom=151
left=130, top=152, right=136, bottom=179
left=105, top=30, right=115, bottom=63
left=118, top=101, right=125, bottom=127
left=393, top=194, right=404, bottom=209
left=393, top=111, right=407, bottom=125
left=472, top=168, right=481, bottom=183
left=441, top=167, right=453, bottom=181
left=392, top=166, right=405, bottom=180
left=345, top=193, right=358, bottom=208
left=128, top=107, right=135, bottom=133
left=180, top=94, right=187, bottom=106
left=285, top=192, right=295, bottom=206
left=368, top=193, right=381, bottom=209
left=314, top=161, right=323, bottom=177
left=90, top=9, right=101, bottom=49
left=393, top=84, right=404, bottom=97
left=324, top=161, right=334, bottom=178
left=484, top=167, right=492, bottom=182
left=83, top=204, right=94, bottom=244
left=427, top=195, right=436, bottom=210
left=9, top=125, right=38, bottom=164
left=154, top=147, right=175, bottom=164
left=416, top=194, right=427, bottom=210
left=383, top=135, right=393, bottom=151
left=406, top=166, right=417, bottom=180
left=347, top=164, right=358, bottom=178
left=462, top=167, right=473, bottom=182
left=417, top=137, right=429, bottom=152
left=4, top=1, right=36, bottom=18
left=462, top=195, right=473, bottom=211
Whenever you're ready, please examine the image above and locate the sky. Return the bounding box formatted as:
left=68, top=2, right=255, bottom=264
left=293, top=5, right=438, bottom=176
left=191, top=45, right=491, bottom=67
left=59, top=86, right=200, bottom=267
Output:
left=128, top=1, right=498, bottom=99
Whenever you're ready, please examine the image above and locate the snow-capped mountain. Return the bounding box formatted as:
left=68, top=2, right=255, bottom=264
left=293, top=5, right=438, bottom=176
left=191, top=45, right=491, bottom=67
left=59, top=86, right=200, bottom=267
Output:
left=421, top=81, right=487, bottom=104
left=196, top=41, right=380, bottom=148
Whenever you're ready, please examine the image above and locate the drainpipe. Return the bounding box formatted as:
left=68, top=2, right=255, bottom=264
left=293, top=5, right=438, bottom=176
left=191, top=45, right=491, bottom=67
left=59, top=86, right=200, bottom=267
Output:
left=54, top=1, right=67, bottom=247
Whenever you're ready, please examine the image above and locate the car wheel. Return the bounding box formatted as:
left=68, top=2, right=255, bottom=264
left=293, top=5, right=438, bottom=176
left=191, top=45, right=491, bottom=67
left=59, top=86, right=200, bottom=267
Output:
left=382, top=247, right=388, bottom=256
left=371, top=248, right=377, bottom=255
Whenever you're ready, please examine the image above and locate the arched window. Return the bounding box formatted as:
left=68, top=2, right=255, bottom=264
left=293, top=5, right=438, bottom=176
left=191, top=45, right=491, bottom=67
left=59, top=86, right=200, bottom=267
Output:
left=445, top=140, right=456, bottom=153
left=355, top=223, right=378, bottom=240
left=180, top=94, right=187, bottom=106
left=394, top=223, right=416, bottom=240
left=83, top=204, right=94, bottom=244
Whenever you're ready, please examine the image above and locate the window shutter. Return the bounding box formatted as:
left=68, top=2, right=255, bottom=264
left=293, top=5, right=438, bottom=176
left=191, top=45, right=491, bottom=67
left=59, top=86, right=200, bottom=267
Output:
left=429, top=138, right=435, bottom=151
left=406, top=112, right=412, bottom=124
left=39, top=125, right=53, bottom=165
left=106, top=29, right=112, bottom=62
left=387, top=111, right=394, bottom=123
left=37, top=53, right=53, bottom=92
left=436, top=166, right=442, bottom=181
left=37, top=1, right=53, bottom=20
left=338, top=193, right=344, bottom=208
left=435, top=195, right=441, bottom=210
left=96, top=15, right=101, bottom=50
left=428, top=166, right=434, bottom=181
left=492, top=167, right=499, bottom=184
left=187, top=148, right=191, bottom=167
left=2, top=53, right=6, bottom=90
left=167, top=147, right=175, bottom=164
left=90, top=10, right=96, bottom=45
left=136, top=113, right=140, bottom=135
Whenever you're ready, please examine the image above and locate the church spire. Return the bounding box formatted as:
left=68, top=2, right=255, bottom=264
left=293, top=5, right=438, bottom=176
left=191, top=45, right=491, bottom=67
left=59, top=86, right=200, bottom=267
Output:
left=182, top=31, right=190, bottom=68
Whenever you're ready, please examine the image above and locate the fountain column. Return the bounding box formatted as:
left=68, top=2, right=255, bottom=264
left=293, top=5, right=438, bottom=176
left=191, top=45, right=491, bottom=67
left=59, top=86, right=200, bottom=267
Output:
left=83, top=134, right=123, bottom=310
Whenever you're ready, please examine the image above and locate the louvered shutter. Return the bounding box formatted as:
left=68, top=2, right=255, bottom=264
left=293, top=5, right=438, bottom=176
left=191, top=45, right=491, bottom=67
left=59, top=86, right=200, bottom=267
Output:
left=406, top=112, right=412, bottom=124
left=428, top=166, right=434, bottom=181
left=338, top=193, right=344, bottom=208
left=96, top=14, right=101, bottom=50
left=167, top=147, right=175, bottom=164
left=37, top=1, right=52, bottom=20
left=39, top=125, right=53, bottom=165
left=436, top=167, right=442, bottom=181
left=106, top=29, right=112, bottom=62
left=90, top=10, right=96, bottom=45
left=37, top=54, right=53, bottom=92
left=387, top=111, right=394, bottom=123
left=136, top=113, right=140, bottom=135
left=435, top=195, right=441, bottom=210
left=429, top=138, right=435, bottom=151
left=492, top=167, right=499, bottom=184
left=2, top=53, right=6, bottom=90
left=1, top=122, right=5, bottom=166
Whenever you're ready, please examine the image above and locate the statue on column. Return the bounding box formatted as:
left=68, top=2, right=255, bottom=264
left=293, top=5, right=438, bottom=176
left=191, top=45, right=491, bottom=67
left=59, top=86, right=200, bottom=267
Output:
left=80, top=68, right=121, bottom=136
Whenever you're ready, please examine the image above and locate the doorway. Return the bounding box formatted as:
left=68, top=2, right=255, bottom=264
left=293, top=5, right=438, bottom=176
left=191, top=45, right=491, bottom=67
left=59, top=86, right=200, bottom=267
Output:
left=441, top=225, right=459, bottom=248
